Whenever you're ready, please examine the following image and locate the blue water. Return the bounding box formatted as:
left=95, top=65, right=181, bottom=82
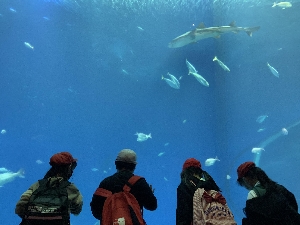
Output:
left=1, top=0, right=300, bottom=224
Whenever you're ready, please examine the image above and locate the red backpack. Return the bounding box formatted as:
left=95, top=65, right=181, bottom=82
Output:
left=95, top=175, right=146, bottom=225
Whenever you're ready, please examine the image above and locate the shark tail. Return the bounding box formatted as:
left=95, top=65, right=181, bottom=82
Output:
left=245, top=26, right=260, bottom=37
left=272, top=2, right=277, bottom=7
left=213, top=56, right=217, bottom=61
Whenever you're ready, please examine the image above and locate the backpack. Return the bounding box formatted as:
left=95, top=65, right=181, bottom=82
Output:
left=192, top=188, right=237, bottom=225
left=96, top=175, right=145, bottom=225
left=22, top=178, right=71, bottom=225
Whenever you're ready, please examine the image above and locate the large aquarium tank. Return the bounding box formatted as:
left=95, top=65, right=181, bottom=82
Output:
left=1, top=0, right=300, bottom=224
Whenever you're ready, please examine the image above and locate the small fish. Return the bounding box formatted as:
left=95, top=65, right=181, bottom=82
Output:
left=35, top=160, right=44, bottom=164
left=251, top=147, right=265, bottom=154
left=213, top=56, right=230, bottom=72
left=256, top=115, right=268, bottom=123
left=164, top=177, right=168, bottom=181
left=137, top=26, right=144, bottom=31
left=164, top=142, right=169, bottom=146
left=226, top=175, right=231, bottom=180
left=103, top=170, right=107, bottom=174
left=190, top=72, right=209, bottom=87
left=167, top=72, right=180, bottom=87
left=91, top=168, right=99, bottom=172
left=162, top=73, right=180, bottom=89
left=257, top=128, right=266, bottom=133
left=267, top=63, right=279, bottom=78
left=281, top=128, right=288, bottom=135
left=122, top=69, right=129, bottom=75
left=186, top=59, right=198, bottom=74
left=205, top=156, right=220, bottom=166
left=67, top=87, right=74, bottom=93
left=0, top=169, right=25, bottom=187
left=158, top=152, right=165, bottom=157
left=1, top=129, right=6, bottom=134
left=43, top=16, right=50, bottom=20
left=135, top=132, right=152, bottom=142
left=24, top=42, right=34, bottom=50
left=272, top=2, right=292, bottom=9
left=9, top=8, right=17, bottom=13
left=182, top=120, right=187, bottom=124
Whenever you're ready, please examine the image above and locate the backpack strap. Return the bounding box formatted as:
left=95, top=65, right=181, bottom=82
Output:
left=94, top=188, right=112, bottom=198
left=93, top=176, right=142, bottom=197
left=123, top=176, right=142, bottom=192
left=38, top=178, right=70, bottom=188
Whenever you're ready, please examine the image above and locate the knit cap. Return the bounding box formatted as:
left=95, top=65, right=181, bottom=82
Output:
left=116, top=149, right=137, bottom=164
left=237, top=161, right=255, bottom=179
left=182, top=158, right=201, bottom=171
left=50, top=152, right=77, bottom=166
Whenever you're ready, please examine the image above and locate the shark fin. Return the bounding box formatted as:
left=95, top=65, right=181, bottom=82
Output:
left=229, top=21, right=236, bottom=27
left=246, top=31, right=253, bottom=37
left=197, top=22, right=206, bottom=29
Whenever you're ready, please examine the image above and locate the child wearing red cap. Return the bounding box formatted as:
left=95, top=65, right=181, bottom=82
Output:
left=236, top=161, right=300, bottom=225
left=15, top=152, right=83, bottom=225
left=176, top=158, right=221, bottom=225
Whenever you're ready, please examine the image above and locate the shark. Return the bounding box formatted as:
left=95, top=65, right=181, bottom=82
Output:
left=168, top=21, right=260, bottom=48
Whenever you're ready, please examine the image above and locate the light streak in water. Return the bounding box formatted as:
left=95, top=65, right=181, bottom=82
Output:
left=253, top=120, right=300, bottom=166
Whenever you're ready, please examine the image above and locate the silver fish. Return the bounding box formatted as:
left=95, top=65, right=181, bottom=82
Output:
left=158, top=152, right=165, bottom=157
left=168, top=21, right=260, bottom=48
left=190, top=72, right=209, bottom=87
left=267, top=63, right=279, bottom=78
left=0, top=169, right=25, bottom=187
left=205, top=157, right=220, bottom=166
left=186, top=59, right=198, bottom=74
left=257, top=128, right=266, bottom=132
left=135, top=132, right=152, bottom=142
left=251, top=147, right=265, bottom=154
left=167, top=72, right=180, bottom=87
left=213, top=56, right=230, bottom=72
left=162, top=73, right=180, bottom=89
left=24, top=42, right=34, bottom=50
left=256, top=115, right=268, bottom=123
